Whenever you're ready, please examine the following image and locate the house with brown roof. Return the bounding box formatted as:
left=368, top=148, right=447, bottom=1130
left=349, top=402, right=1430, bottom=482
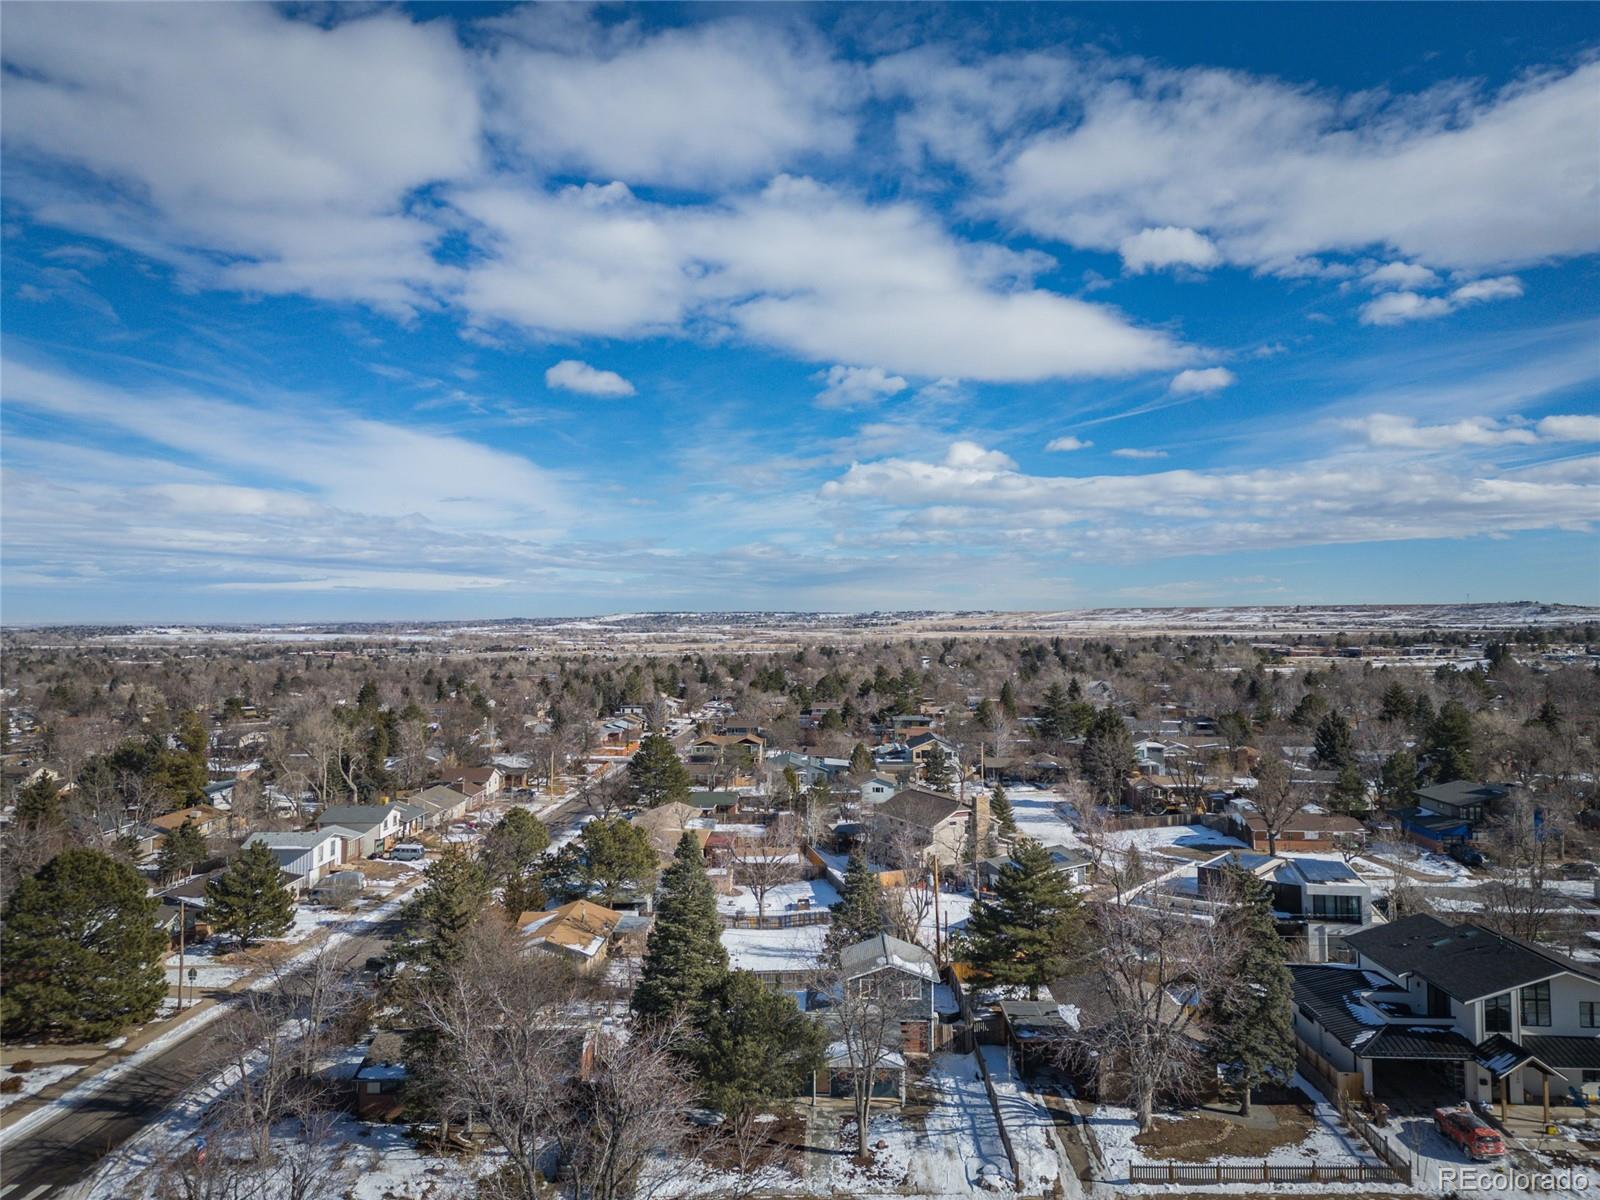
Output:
left=148, top=804, right=230, bottom=847
left=1240, top=810, right=1365, bottom=852
left=517, top=899, right=626, bottom=968
left=870, top=788, right=968, bottom=866
left=629, top=800, right=701, bottom=861
left=441, top=765, right=502, bottom=801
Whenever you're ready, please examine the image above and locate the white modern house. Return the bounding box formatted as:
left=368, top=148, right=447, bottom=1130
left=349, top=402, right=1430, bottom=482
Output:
left=242, top=827, right=345, bottom=891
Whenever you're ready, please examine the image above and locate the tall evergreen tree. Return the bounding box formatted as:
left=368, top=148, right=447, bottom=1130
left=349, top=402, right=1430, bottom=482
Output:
left=1, top=849, right=168, bottom=1040
left=696, top=970, right=827, bottom=1117
left=1204, top=864, right=1297, bottom=1117
left=406, top=844, right=490, bottom=969
left=627, top=733, right=692, bottom=808
left=1311, top=711, right=1355, bottom=770
left=922, top=745, right=953, bottom=792
left=848, top=742, right=874, bottom=778
left=1329, top=764, right=1368, bottom=815
left=1424, top=700, right=1477, bottom=782
left=1378, top=681, right=1413, bottom=724
left=1037, top=683, right=1074, bottom=742
left=206, top=842, right=295, bottom=948
left=1081, top=708, right=1135, bottom=805
left=999, top=679, right=1018, bottom=719
left=14, top=773, right=63, bottom=825
left=962, top=839, right=1083, bottom=999
left=1380, top=749, right=1419, bottom=805
left=480, top=807, right=551, bottom=886
left=157, top=817, right=208, bottom=883
left=824, top=850, right=887, bottom=959
left=990, top=783, right=1017, bottom=836
left=579, top=817, right=659, bottom=904
left=632, top=833, right=728, bottom=1020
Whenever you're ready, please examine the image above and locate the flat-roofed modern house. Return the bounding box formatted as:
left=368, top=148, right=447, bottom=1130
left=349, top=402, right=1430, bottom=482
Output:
left=1198, top=850, right=1379, bottom=962
left=1290, top=915, right=1600, bottom=1114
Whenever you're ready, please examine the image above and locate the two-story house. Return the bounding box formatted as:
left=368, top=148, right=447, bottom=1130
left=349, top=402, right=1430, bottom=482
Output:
left=243, top=827, right=345, bottom=891
left=1197, top=850, right=1379, bottom=962
left=1290, top=915, right=1600, bottom=1114
left=312, top=804, right=408, bottom=860
left=1396, top=780, right=1509, bottom=850
left=870, top=788, right=968, bottom=866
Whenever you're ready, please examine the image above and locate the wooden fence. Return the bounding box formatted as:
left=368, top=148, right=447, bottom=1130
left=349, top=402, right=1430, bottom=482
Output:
left=1333, top=1090, right=1416, bottom=1185
left=719, top=910, right=831, bottom=930
left=1128, top=1162, right=1407, bottom=1185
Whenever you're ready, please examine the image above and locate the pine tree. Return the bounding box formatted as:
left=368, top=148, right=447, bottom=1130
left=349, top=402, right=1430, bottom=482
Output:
left=205, top=842, right=295, bottom=948
left=632, top=833, right=728, bottom=1020
left=627, top=733, right=692, bottom=808
left=1329, top=764, right=1368, bottom=815
left=848, top=742, right=874, bottom=778
left=157, top=817, right=208, bottom=883
left=696, top=970, right=827, bottom=1117
left=1380, top=749, right=1419, bottom=805
left=1, top=849, right=169, bottom=1041
left=480, top=807, right=551, bottom=886
left=407, top=845, right=490, bottom=969
left=1312, top=711, right=1354, bottom=770
left=579, top=817, right=659, bottom=904
left=1532, top=698, right=1563, bottom=733
left=1037, top=683, right=1074, bottom=741
left=961, top=839, right=1082, bottom=999
left=1204, top=864, right=1297, bottom=1117
left=1424, top=699, right=1476, bottom=782
left=824, top=850, right=887, bottom=960
left=999, top=679, right=1018, bottom=719
left=1081, top=707, right=1135, bottom=805
left=922, top=745, right=953, bottom=792
left=14, top=774, right=62, bottom=825
left=990, top=784, right=1017, bottom=836
left=1378, top=681, right=1413, bottom=724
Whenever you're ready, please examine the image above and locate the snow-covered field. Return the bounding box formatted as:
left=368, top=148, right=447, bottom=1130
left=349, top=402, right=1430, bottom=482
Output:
left=720, top=924, right=826, bottom=975
left=1102, top=824, right=1246, bottom=861
left=907, top=1053, right=1014, bottom=1194
left=978, top=1045, right=1070, bottom=1194
left=718, top=877, right=840, bottom=917
left=1004, top=786, right=1087, bottom=849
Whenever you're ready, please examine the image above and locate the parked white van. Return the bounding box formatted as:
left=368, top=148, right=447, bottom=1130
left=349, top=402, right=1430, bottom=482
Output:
left=390, top=842, right=426, bottom=861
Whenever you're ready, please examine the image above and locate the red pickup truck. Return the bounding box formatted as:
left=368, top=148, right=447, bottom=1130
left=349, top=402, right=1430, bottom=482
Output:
left=1433, top=1106, right=1507, bottom=1160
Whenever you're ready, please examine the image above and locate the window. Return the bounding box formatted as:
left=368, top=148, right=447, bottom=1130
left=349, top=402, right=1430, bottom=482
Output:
left=1311, top=894, right=1361, bottom=921
left=1484, top=993, right=1512, bottom=1034
left=1521, top=981, right=1551, bottom=1028
left=1584, top=1070, right=1600, bottom=1085
left=1582, top=1001, right=1600, bottom=1029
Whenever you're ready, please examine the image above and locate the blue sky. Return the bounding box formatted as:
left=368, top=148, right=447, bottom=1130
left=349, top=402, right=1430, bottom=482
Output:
left=2, top=2, right=1597, bottom=622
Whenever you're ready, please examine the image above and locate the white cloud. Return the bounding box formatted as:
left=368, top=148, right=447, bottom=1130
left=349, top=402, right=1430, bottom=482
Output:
left=1360, top=275, right=1524, bottom=325
left=991, top=61, right=1600, bottom=273
left=814, top=365, right=908, bottom=408
left=1537, top=414, right=1600, bottom=442
left=1363, top=261, right=1440, bottom=291
left=1, top=4, right=480, bottom=312
left=944, top=441, right=1017, bottom=471
left=544, top=359, right=636, bottom=397
left=1169, top=367, right=1236, bottom=395
left=1119, top=226, right=1221, bottom=273
left=820, top=441, right=1600, bottom=559
left=484, top=17, right=859, bottom=188
left=454, top=175, right=1191, bottom=381
left=1045, top=436, right=1093, bottom=452
left=1343, top=413, right=1539, bottom=449
left=1359, top=292, right=1456, bottom=326
left=1111, top=448, right=1169, bottom=460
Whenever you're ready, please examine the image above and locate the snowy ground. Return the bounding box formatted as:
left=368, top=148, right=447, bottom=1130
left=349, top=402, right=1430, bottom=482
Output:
left=978, top=1045, right=1071, bottom=1195
left=1004, top=786, right=1088, bottom=849
left=717, top=877, right=840, bottom=917
left=1384, top=1112, right=1600, bottom=1200
left=0, top=1063, right=83, bottom=1112
left=1102, top=824, right=1246, bottom=862
left=909, top=1053, right=1014, bottom=1194
left=1085, top=1072, right=1388, bottom=1193
left=720, top=924, right=826, bottom=975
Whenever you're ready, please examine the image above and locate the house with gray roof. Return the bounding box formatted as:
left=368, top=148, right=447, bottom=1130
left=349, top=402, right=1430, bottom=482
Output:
left=1290, top=915, right=1600, bottom=1114
left=870, top=787, right=967, bottom=866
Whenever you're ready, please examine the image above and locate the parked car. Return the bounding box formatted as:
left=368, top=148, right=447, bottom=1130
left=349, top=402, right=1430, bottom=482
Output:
left=1557, top=861, right=1599, bottom=880
left=1433, top=1106, right=1505, bottom=1160
left=389, top=843, right=426, bottom=861
left=1448, top=842, right=1486, bottom=868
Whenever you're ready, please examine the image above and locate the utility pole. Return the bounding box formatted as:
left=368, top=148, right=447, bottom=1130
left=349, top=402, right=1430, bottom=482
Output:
left=177, top=904, right=186, bottom=1010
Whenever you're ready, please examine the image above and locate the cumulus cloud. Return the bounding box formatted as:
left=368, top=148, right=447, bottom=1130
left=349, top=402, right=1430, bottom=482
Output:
left=484, top=17, right=859, bottom=187
left=453, top=176, right=1191, bottom=381
left=1169, top=367, right=1236, bottom=395
left=544, top=359, right=636, bottom=397
left=944, top=441, right=1018, bottom=471
left=814, top=365, right=908, bottom=408
left=1363, top=261, right=1440, bottom=291
left=1119, top=226, right=1222, bottom=273
left=1537, top=414, right=1600, bottom=442
left=1046, top=436, right=1093, bottom=452
left=1360, top=275, right=1524, bottom=325
left=991, top=60, right=1600, bottom=273
left=1111, top=448, right=1169, bottom=460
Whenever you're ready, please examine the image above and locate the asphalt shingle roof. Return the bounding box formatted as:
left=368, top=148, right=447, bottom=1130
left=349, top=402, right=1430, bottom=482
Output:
left=1344, top=915, right=1599, bottom=1002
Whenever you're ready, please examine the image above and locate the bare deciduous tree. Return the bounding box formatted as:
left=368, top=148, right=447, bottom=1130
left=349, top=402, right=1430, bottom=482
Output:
left=735, top=817, right=799, bottom=920
left=1249, top=754, right=1304, bottom=857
